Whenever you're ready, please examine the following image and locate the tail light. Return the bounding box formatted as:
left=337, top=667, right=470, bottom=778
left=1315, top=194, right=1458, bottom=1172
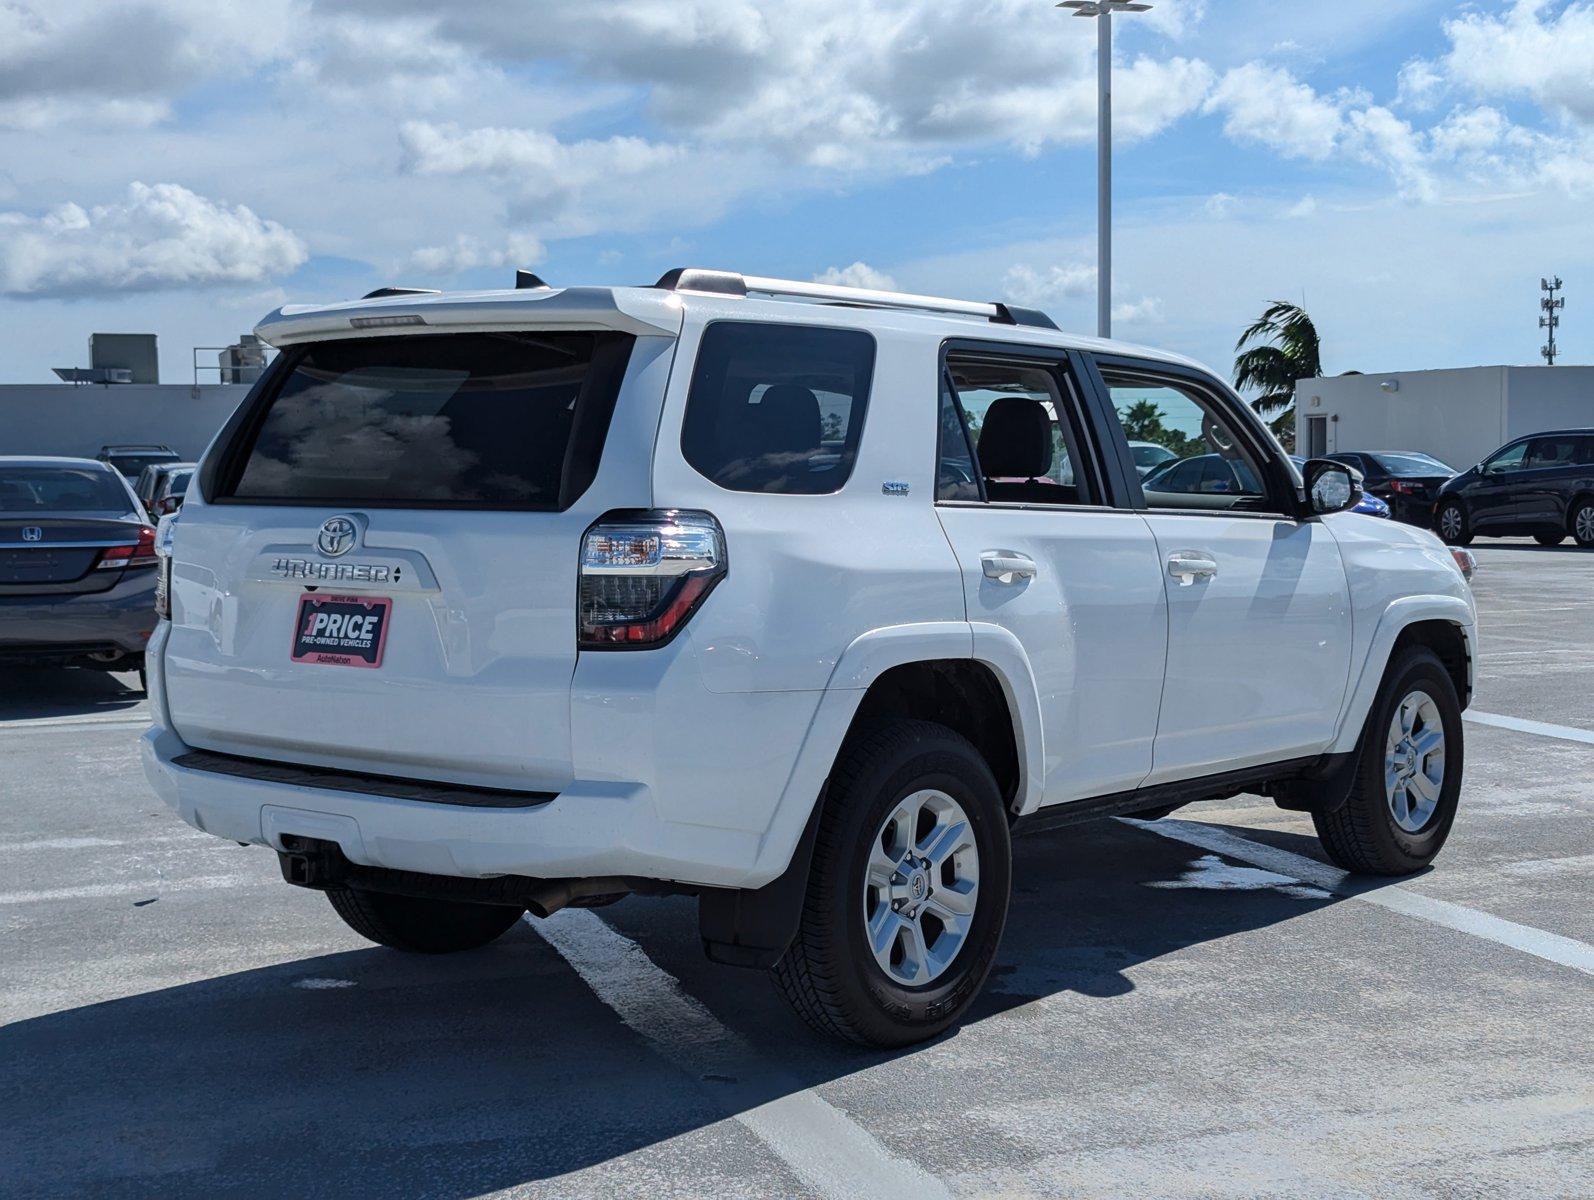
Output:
left=1388, top=480, right=1424, bottom=495
left=579, top=510, right=726, bottom=649
left=97, top=526, right=158, bottom=570
left=153, top=516, right=176, bottom=620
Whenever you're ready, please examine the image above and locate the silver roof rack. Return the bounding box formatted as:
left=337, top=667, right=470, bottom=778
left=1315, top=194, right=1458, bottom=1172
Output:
left=651, top=268, right=1058, bottom=331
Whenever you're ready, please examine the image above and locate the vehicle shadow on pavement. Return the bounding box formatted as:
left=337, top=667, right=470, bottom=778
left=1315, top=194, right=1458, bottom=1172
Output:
left=0, top=666, right=145, bottom=720
left=3, top=817, right=1357, bottom=1198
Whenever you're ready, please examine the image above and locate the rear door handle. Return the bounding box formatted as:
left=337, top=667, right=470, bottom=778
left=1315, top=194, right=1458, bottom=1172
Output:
left=1167, top=552, right=1218, bottom=586
left=981, top=551, right=1037, bottom=583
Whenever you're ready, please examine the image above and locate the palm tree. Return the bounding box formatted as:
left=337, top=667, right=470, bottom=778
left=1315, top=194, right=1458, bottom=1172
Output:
left=1233, top=301, right=1322, bottom=446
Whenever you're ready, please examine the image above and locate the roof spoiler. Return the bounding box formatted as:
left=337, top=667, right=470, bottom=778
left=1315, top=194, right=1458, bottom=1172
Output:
left=650, top=267, right=1059, bottom=331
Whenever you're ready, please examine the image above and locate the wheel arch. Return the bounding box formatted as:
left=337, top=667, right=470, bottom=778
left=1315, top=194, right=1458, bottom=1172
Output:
left=700, top=622, right=1044, bottom=969
left=1329, top=598, right=1475, bottom=757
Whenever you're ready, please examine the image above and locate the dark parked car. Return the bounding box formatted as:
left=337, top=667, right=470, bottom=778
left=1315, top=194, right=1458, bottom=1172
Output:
left=134, top=461, right=196, bottom=516
left=149, top=466, right=194, bottom=517
left=0, top=457, right=158, bottom=677
left=1435, top=430, right=1594, bottom=548
left=98, top=443, right=180, bottom=481
left=1325, top=451, right=1456, bottom=525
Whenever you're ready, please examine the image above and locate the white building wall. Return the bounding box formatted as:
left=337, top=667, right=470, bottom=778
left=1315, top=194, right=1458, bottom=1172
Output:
left=1296, top=366, right=1594, bottom=471
left=0, top=384, right=249, bottom=462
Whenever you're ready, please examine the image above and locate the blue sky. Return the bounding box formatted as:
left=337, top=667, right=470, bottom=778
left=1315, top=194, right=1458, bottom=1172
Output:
left=1, top=1, right=1591, bottom=389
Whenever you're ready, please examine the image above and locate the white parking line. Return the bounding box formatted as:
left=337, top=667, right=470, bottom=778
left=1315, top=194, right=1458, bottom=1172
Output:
left=1123, top=818, right=1594, bottom=977
left=1465, top=710, right=1594, bottom=746
left=0, top=713, right=149, bottom=735
left=529, top=908, right=952, bottom=1200
left=0, top=874, right=253, bottom=906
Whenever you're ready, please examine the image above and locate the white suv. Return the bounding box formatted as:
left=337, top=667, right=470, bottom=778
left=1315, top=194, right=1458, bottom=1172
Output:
left=143, top=269, right=1477, bottom=1046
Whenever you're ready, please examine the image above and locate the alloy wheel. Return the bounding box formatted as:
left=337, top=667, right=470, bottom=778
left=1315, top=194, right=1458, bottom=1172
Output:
left=1439, top=505, right=1464, bottom=541
left=1576, top=505, right=1594, bottom=545
left=862, top=789, right=980, bottom=986
left=1384, top=690, right=1446, bottom=833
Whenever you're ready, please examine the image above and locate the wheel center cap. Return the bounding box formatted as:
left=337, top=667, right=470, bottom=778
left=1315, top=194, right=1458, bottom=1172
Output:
left=909, top=870, right=929, bottom=901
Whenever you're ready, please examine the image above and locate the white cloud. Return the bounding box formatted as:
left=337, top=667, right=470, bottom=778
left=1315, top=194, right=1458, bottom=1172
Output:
left=400, top=122, right=682, bottom=182
left=1442, top=0, right=1594, bottom=126
left=1204, top=63, right=1345, bottom=160
left=1395, top=59, right=1446, bottom=113
left=1003, top=263, right=1097, bottom=307
left=1205, top=192, right=1238, bottom=218
left=0, top=182, right=306, bottom=298
left=1285, top=195, right=1319, bottom=219
left=813, top=262, right=898, bottom=291
left=409, top=232, right=546, bottom=275
left=1113, top=296, right=1165, bottom=325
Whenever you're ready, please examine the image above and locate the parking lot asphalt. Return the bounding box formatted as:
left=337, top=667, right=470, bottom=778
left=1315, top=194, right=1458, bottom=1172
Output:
left=2, top=539, right=1591, bottom=1199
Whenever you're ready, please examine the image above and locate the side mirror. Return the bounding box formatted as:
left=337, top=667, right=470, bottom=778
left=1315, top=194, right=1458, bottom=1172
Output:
left=1303, top=459, right=1362, bottom=516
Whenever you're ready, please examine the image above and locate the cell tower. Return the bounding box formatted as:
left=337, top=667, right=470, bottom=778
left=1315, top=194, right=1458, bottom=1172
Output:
left=1540, top=276, right=1564, bottom=365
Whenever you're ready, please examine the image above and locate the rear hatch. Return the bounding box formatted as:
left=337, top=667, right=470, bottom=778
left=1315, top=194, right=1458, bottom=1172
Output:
left=162, top=318, right=669, bottom=791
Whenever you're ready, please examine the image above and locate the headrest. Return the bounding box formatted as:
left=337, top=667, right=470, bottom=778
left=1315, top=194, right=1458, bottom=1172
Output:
left=977, top=397, right=1053, bottom=479
left=739, top=384, right=822, bottom=457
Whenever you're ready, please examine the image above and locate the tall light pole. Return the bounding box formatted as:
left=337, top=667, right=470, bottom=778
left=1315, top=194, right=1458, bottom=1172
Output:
left=1058, top=1, right=1152, bottom=339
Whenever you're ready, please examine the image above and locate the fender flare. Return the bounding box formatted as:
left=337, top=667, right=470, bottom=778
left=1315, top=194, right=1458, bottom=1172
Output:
left=1329, top=595, right=1476, bottom=756
left=700, top=621, right=1046, bottom=967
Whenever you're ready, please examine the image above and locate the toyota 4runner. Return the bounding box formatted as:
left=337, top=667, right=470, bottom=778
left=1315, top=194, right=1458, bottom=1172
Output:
left=143, top=269, right=1478, bottom=1046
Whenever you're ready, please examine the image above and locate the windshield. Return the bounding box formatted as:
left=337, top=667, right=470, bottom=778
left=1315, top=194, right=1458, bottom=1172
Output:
left=1372, top=452, right=1453, bottom=475
left=106, top=453, right=177, bottom=478
left=0, top=466, right=134, bottom=513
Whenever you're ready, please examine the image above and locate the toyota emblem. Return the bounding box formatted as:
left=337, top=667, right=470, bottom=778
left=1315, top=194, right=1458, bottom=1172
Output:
left=316, top=516, right=359, bottom=558
left=21, top=526, right=43, bottom=542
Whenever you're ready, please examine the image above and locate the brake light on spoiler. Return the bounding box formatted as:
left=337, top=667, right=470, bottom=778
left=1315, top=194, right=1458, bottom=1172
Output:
left=96, top=526, right=158, bottom=570
left=579, top=511, right=726, bottom=649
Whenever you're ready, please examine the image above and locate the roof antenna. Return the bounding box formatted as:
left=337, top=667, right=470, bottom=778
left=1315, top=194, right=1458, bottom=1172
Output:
left=515, top=270, right=551, bottom=290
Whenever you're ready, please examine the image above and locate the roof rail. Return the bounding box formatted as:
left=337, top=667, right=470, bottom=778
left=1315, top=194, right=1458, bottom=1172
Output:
left=650, top=268, right=1058, bottom=331
left=362, top=286, right=442, bottom=300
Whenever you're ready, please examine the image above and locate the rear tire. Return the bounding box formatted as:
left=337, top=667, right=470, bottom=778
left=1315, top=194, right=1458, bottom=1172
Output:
left=1572, top=499, right=1594, bottom=548
left=773, top=720, right=1011, bottom=1047
left=1313, top=647, right=1463, bottom=875
left=327, top=888, right=524, bottom=953
left=1534, top=532, right=1566, bottom=547
left=1435, top=500, right=1471, bottom=546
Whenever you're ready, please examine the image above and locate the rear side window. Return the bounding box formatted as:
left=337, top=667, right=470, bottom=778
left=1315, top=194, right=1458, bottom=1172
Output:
left=0, top=466, right=133, bottom=514
left=680, top=322, right=875, bottom=495
left=219, top=332, right=634, bottom=509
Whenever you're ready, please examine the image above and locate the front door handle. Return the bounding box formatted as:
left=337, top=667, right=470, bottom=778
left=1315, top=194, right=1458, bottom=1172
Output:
left=981, top=551, right=1037, bottom=583
left=1167, top=552, right=1218, bottom=586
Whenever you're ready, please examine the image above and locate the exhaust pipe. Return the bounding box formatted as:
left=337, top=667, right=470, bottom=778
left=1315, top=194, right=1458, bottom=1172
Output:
left=522, top=877, right=633, bottom=918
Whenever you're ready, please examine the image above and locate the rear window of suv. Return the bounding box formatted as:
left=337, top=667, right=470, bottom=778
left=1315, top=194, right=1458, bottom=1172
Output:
left=680, top=322, right=875, bottom=495
left=216, top=331, right=634, bottom=509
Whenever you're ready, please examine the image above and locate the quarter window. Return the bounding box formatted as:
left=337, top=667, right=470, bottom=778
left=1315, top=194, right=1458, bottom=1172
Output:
left=680, top=322, right=875, bottom=495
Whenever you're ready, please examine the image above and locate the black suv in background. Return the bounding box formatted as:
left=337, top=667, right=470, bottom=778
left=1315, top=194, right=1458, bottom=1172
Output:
left=1326, top=451, right=1456, bottom=526
left=1435, top=430, right=1594, bottom=547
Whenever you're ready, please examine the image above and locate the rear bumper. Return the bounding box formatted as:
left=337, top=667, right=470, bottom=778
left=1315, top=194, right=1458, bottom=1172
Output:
left=142, top=625, right=860, bottom=890
left=141, top=722, right=765, bottom=886
left=0, top=570, right=156, bottom=660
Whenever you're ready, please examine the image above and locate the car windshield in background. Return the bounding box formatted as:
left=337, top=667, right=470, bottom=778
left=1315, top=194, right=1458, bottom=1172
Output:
left=108, top=454, right=177, bottom=478
left=166, top=471, right=193, bottom=496
left=0, top=467, right=134, bottom=513
left=1372, top=452, right=1453, bottom=475
left=223, top=331, right=635, bottom=509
